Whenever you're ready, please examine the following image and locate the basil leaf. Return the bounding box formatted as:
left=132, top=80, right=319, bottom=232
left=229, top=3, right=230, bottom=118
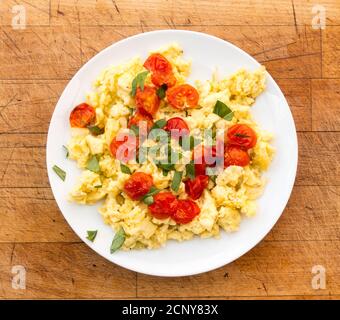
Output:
left=235, top=133, right=250, bottom=138
left=128, top=107, right=134, bottom=115
left=130, top=124, right=139, bottom=136
left=86, top=155, right=100, bottom=173
left=151, top=118, right=167, bottom=130
left=213, top=100, right=234, bottom=121
left=52, top=165, right=66, bottom=181
left=143, top=186, right=160, bottom=199
left=157, top=162, right=175, bottom=172
left=156, top=84, right=167, bottom=99
left=86, top=230, right=97, bottom=242
left=131, top=71, right=149, bottom=97
left=143, top=196, right=154, bottom=205
left=87, top=125, right=104, bottom=136
left=62, top=145, right=69, bottom=158
left=210, top=175, right=217, bottom=184
left=120, top=163, right=131, bottom=174
left=185, top=161, right=195, bottom=180
left=171, top=171, right=183, bottom=192
left=162, top=169, right=169, bottom=176
left=110, top=227, right=125, bottom=253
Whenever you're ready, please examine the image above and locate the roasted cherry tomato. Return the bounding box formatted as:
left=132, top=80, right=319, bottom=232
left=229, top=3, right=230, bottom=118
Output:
left=69, top=103, right=96, bottom=128
left=128, top=110, right=154, bottom=132
left=110, top=134, right=138, bottom=162
left=184, top=175, right=209, bottom=200
left=227, top=124, right=257, bottom=149
left=135, top=86, right=160, bottom=116
left=172, top=199, right=200, bottom=224
left=166, top=84, right=199, bottom=110
left=148, top=192, right=178, bottom=219
left=193, top=145, right=219, bottom=176
left=164, top=117, right=189, bottom=138
left=224, top=145, right=250, bottom=168
left=123, top=172, right=153, bottom=200
left=143, top=53, right=176, bottom=87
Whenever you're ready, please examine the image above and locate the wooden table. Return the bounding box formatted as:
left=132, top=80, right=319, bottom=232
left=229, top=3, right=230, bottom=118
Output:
left=0, top=0, right=339, bottom=300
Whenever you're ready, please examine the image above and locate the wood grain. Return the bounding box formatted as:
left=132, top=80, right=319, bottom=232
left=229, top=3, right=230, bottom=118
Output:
left=0, top=0, right=49, bottom=26
left=0, top=81, right=67, bottom=133
left=294, top=0, right=340, bottom=26
left=296, top=132, right=340, bottom=186
left=80, top=25, right=320, bottom=79
left=0, top=243, right=136, bottom=299
left=322, top=26, right=340, bottom=78
left=137, top=240, right=340, bottom=298
left=0, top=188, right=79, bottom=242
left=0, top=0, right=339, bottom=300
left=0, top=186, right=338, bottom=243
left=0, top=26, right=80, bottom=79
left=51, top=0, right=295, bottom=26
left=312, top=79, right=340, bottom=131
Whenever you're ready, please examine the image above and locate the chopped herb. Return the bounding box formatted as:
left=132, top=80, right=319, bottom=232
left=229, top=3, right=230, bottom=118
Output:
left=120, top=163, right=132, bottom=174
left=143, top=186, right=161, bottom=198
left=180, top=135, right=200, bottom=151
left=130, top=124, right=139, bottom=136
left=62, top=145, right=69, bottom=158
left=110, top=227, right=125, bottom=253
left=234, top=133, right=250, bottom=138
left=162, top=169, right=169, bottom=176
left=171, top=171, right=183, bottom=192
left=131, top=71, right=149, bottom=97
left=94, top=185, right=102, bottom=188
left=185, top=161, right=195, bottom=179
left=210, top=175, right=217, bottom=184
left=156, top=84, right=167, bottom=99
left=128, top=107, right=134, bottom=115
left=52, top=165, right=66, bottom=181
left=213, top=100, right=234, bottom=121
left=87, top=125, right=104, bottom=136
left=151, top=118, right=167, bottom=130
left=143, top=196, right=154, bottom=205
left=157, top=162, right=175, bottom=172
left=86, top=155, right=100, bottom=173
left=116, top=194, right=125, bottom=205
left=86, top=230, right=97, bottom=242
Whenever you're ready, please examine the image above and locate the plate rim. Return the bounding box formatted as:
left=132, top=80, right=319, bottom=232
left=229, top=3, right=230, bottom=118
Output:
left=46, top=29, right=298, bottom=277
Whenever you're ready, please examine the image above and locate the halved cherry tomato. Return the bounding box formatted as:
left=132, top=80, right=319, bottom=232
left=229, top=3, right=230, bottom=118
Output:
left=172, top=199, right=200, bottom=224
left=164, top=117, right=189, bottom=139
left=224, top=145, right=250, bottom=168
left=69, top=103, right=96, bottom=128
left=110, top=134, right=138, bottom=162
left=148, top=192, right=178, bottom=219
left=227, top=124, right=257, bottom=149
left=123, top=172, right=153, bottom=200
left=143, top=53, right=176, bottom=87
left=128, top=110, right=154, bottom=132
left=166, top=84, right=199, bottom=110
left=135, top=86, right=160, bottom=116
left=184, top=175, right=209, bottom=200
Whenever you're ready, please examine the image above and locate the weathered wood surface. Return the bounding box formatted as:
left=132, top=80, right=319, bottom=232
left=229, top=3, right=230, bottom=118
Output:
left=0, top=0, right=339, bottom=299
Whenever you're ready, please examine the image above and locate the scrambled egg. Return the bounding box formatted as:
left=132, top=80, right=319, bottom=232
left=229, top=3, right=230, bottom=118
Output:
left=68, top=44, right=274, bottom=250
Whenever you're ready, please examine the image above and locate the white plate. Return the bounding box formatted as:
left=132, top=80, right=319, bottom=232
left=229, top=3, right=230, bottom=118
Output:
left=46, top=30, right=298, bottom=277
